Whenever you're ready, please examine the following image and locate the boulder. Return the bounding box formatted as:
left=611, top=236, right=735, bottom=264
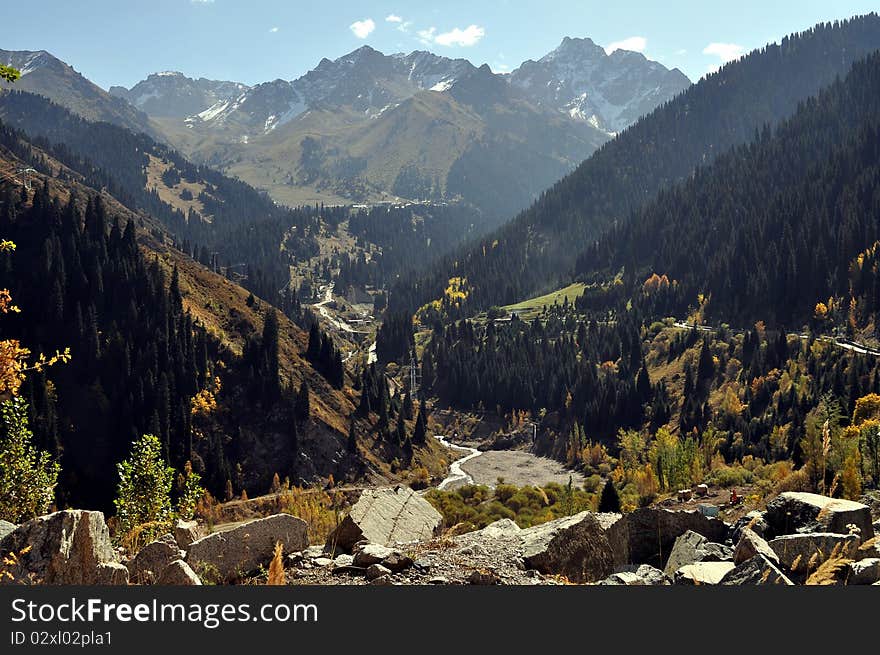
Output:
left=720, top=554, right=794, bottom=586
left=731, top=511, right=768, bottom=542
left=333, top=554, right=354, bottom=568
left=365, top=563, right=391, bottom=581
left=172, top=519, right=205, bottom=550
left=663, top=530, right=732, bottom=576
left=768, top=533, right=859, bottom=574
left=479, top=518, right=522, bottom=539
left=733, top=527, right=779, bottom=566
left=847, top=558, right=880, bottom=585
left=327, top=487, right=442, bottom=552
left=127, top=534, right=184, bottom=584
left=621, top=507, right=728, bottom=568
left=0, top=520, right=16, bottom=542
left=352, top=543, right=394, bottom=568
left=595, top=513, right=628, bottom=568
left=599, top=565, right=670, bottom=586
left=765, top=492, right=873, bottom=541
left=382, top=551, right=414, bottom=573
left=855, top=536, right=880, bottom=560
left=467, top=569, right=500, bottom=585
left=0, top=510, right=125, bottom=585
left=673, top=561, right=736, bottom=585
left=96, top=563, right=130, bottom=585
left=156, top=559, right=202, bottom=586
left=187, top=514, right=308, bottom=583
left=520, top=511, right=614, bottom=583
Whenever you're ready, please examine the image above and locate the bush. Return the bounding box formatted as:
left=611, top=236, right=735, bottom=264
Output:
left=0, top=399, right=59, bottom=523
left=114, top=434, right=174, bottom=549
left=708, top=465, right=753, bottom=488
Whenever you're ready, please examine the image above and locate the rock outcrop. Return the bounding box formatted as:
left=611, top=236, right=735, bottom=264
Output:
left=187, top=513, right=308, bottom=583
left=327, top=487, right=443, bottom=552
left=156, top=559, right=202, bottom=585
left=720, top=554, right=794, bottom=585
left=733, top=527, right=779, bottom=565
left=599, top=565, right=670, bottom=586
left=663, top=530, right=732, bottom=576
left=765, top=492, right=873, bottom=540
left=0, top=520, right=16, bottom=542
left=847, top=558, right=880, bottom=585
left=127, top=534, right=185, bottom=584
left=768, top=533, right=859, bottom=574
left=521, top=512, right=615, bottom=583
left=172, top=519, right=206, bottom=550
left=0, top=510, right=127, bottom=585
left=673, top=561, right=736, bottom=585
left=617, top=507, right=729, bottom=568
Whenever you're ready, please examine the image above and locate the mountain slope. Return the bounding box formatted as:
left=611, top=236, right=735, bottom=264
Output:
left=0, top=48, right=157, bottom=138
left=389, top=14, right=880, bottom=317
left=0, top=117, right=450, bottom=508
left=510, top=37, right=690, bottom=133
left=109, top=71, right=248, bottom=119
left=577, top=50, right=880, bottom=328
left=0, top=89, right=319, bottom=303
left=117, top=43, right=688, bottom=216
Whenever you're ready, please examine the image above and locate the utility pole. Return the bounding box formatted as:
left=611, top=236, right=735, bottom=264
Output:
left=409, top=350, right=421, bottom=400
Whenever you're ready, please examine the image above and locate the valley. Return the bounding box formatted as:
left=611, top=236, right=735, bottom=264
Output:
left=1, top=8, right=880, bottom=593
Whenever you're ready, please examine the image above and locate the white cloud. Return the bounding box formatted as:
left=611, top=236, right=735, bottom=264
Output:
left=387, top=14, right=411, bottom=32
left=703, top=42, right=744, bottom=63
left=419, top=24, right=485, bottom=47
left=191, top=0, right=214, bottom=4
left=350, top=18, right=376, bottom=39
left=269, top=26, right=279, bottom=33
left=675, top=48, right=688, bottom=56
left=605, top=36, right=647, bottom=54
left=417, top=27, right=437, bottom=45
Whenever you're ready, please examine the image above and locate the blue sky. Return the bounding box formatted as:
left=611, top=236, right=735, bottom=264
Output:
left=5, top=1, right=878, bottom=88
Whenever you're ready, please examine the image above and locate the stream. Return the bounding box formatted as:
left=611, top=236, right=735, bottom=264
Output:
left=433, top=435, right=482, bottom=490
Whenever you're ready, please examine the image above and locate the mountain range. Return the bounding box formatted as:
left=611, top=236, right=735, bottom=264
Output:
left=5, top=39, right=689, bottom=218
left=389, top=13, right=880, bottom=318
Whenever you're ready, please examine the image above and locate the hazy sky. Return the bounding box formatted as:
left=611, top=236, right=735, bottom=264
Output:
left=5, top=1, right=878, bottom=88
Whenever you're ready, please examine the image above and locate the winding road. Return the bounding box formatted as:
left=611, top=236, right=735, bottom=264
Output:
left=673, top=321, right=880, bottom=357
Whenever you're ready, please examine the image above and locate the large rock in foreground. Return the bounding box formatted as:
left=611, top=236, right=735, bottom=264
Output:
left=720, top=554, right=794, bottom=585
left=156, top=559, right=202, bottom=586
left=0, top=520, right=16, bottom=542
left=187, top=514, right=308, bottom=583
left=327, top=487, right=443, bottom=552
left=673, top=561, right=736, bottom=585
left=127, top=534, right=185, bottom=584
left=598, top=565, right=670, bottom=586
left=663, top=530, right=732, bottom=576
left=733, top=527, right=779, bottom=565
left=0, top=510, right=127, bottom=585
left=765, top=492, right=873, bottom=540
left=768, top=533, right=859, bottom=575
left=619, top=508, right=729, bottom=568
left=521, top=512, right=615, bottom=583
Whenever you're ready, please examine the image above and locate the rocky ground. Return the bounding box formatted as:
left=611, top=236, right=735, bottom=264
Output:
left=1, top=488, right=879, bottom=587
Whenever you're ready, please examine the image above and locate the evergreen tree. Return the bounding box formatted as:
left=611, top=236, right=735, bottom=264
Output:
left=598, top=479, right=621, bottom=513
left=296, top=380, right=310, bottom=422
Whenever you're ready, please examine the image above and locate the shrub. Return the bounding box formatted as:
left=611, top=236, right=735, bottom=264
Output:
left=0, top=399, right=59, bottom=523
left=114, top=434, right=174, bottom=549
